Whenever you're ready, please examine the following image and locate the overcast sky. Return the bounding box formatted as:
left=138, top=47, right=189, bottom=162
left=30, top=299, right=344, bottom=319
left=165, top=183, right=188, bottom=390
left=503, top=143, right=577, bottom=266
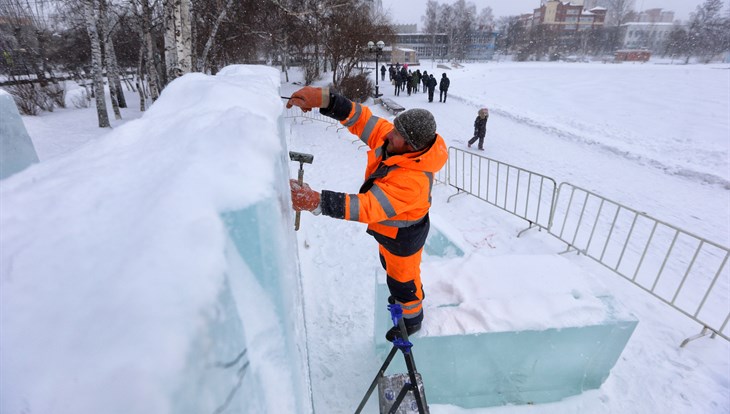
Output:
left=380, top=0, right=718, bottom=25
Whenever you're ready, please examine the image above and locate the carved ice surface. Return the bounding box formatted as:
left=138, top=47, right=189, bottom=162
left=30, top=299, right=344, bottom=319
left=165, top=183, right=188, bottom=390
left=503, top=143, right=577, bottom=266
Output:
left=0, top=90, right=39, bottom=179
left=375, top=254, right=637, bottom=408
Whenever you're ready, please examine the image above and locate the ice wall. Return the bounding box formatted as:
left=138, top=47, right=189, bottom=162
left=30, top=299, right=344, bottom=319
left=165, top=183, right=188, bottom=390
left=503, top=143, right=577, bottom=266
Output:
left=0, top=66, right=312, bottom=413
left=375, top=254, right=637, bottom=408
left=0, top=90, right=39, bottom=179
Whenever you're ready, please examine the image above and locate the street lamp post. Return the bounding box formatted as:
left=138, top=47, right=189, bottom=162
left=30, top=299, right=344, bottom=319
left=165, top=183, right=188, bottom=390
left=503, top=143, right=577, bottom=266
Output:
left=367, top=40, right=385, bottom=98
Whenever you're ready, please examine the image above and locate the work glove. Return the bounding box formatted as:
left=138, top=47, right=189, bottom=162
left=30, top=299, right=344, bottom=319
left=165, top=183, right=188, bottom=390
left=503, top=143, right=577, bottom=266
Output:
left=286, top=87, right=330, bottom=113
left=290, top=179, right=321, bottom=213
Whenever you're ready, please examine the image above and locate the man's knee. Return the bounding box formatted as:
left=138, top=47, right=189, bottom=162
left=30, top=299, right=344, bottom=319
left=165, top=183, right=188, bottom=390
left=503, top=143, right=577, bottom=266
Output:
left=387, top=277, right=420, bottom=302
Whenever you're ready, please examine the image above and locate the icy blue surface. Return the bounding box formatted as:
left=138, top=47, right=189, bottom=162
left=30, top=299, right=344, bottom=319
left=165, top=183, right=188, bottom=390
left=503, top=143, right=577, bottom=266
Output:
left=374, top=284, right=637, bottom=408
left=424, top=223, right=464, bottom=257
left=210, top=114, right=312, bottom=413
left=0, top=93, right=39, bottom=179
left=172, top=92, right=312, bottom=413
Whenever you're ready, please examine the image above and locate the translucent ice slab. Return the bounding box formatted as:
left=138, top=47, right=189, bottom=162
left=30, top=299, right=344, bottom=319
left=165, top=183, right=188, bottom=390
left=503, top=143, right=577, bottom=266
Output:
left=0, top=91, right=39, bottom=179
left=374, top=255, right=637, bottom=408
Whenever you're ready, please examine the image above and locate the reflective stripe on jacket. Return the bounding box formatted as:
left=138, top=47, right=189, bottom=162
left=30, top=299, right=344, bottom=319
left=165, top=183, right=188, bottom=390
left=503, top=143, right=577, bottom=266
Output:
left=319, top=95, right=448, bottom=240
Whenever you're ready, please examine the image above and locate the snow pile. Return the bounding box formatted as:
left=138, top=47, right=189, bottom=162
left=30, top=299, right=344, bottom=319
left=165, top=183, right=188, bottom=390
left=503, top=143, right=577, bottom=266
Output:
left=421, top=254, right=624, bottom=336
left=0, top=66, right=285, bottom=413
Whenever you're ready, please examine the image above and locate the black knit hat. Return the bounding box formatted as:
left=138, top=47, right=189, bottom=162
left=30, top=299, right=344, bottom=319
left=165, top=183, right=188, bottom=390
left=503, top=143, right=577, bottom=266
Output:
left=393, top=108, right=437, bottom=151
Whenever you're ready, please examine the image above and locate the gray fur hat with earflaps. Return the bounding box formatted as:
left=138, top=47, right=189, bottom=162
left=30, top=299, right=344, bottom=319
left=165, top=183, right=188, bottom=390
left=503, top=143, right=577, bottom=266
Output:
left=393, top=108, right=437, bottom=151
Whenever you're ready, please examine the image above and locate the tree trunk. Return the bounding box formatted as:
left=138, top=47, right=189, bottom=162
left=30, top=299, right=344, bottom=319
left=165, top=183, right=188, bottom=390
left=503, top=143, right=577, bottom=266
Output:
left=137, top=36, right=147, bottom=111
left=177, top=0, right=192, bottom=74
left=141, top=0, right=160, bottom=101
left=163, top=0, right=178, bottom=81
left=83, top=0, right=110, bottom=128
left=98, top=0, right=121, bottom=119
left=164, top=0, right=193, bottom=80
left=197, top=0, right=234, bottom=72
left=107, top=38, right=127, bottom=108
left=280, top=33, right=289, bottom=83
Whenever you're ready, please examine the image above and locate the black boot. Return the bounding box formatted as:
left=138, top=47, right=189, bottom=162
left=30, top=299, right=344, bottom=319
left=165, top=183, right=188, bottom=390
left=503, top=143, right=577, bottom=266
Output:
left=385, top=323, right=422, bottom=342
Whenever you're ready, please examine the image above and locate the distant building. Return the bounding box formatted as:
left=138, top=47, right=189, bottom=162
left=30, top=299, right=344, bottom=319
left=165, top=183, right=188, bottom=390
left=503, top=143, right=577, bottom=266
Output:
left=532, top=0, right=606, bottom=30
left=392, top=24, right=417, bottom=33
left=393, top=25, right=497, bottom=61
left=620, top=22, right=676, bottom=52
left=388, top=47, right=419, bottom=65
left=634, top=8, right=675, bottom=23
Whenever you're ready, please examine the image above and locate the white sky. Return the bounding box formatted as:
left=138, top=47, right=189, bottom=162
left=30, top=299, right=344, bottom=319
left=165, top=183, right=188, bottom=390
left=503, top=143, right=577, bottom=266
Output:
left=381, top=0, right=716, bottom=25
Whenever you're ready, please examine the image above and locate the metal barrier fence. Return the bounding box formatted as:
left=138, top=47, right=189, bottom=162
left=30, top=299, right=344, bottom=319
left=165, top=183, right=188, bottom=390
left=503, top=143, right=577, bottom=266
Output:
left=437, top=148, right=729, bottom=345
left=438, top=147, right=557, bottom=234
left=549, top=182, right=730, bottom=344
left=283, top=107, right=341, bottom=128
left=286, top=118, right=730, bottom=346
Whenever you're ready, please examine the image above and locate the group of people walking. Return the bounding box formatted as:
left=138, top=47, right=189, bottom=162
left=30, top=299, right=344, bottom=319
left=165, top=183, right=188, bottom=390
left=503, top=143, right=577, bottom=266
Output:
left=382, top=63, right=450, bottom=103
left=379, top=63, right=488, bottom=151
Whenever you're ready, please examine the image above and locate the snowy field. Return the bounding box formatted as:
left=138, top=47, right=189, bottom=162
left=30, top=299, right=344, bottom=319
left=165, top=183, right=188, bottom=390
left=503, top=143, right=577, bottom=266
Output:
left=5, top=60, right=730, bottom=413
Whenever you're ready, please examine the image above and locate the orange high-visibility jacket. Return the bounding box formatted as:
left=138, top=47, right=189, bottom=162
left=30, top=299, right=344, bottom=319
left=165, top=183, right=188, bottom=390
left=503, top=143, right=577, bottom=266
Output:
left=319, top=94, right=448, bottom=246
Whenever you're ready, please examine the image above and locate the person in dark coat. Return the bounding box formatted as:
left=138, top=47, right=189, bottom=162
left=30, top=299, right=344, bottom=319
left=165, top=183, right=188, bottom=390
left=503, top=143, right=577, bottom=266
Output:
left=394, top=71, right=402, bottom=96
left=427, top=74, right=437, bottom=102
left=406, top=71, right=413, bottom=96
left=380, top=64, right=386, bottom=81
left=389, top=64, right=396, bottom=81
left=399, top=66, right=408, bottom=91
left=439, top=73, right=450, bottom=103
left=414, top=70, right=421, bottom=92
left=421, top=71, right=428, bottom=93
left=468, top=108, right=489, bottom=150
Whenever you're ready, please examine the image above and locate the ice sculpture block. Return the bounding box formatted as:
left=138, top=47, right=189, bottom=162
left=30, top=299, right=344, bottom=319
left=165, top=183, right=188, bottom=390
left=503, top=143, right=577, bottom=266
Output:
left=374, top=254, right=637, bottom=408
left=424, top=213, right=465, bottom=257
left=0, top=90, right=39, bottom=179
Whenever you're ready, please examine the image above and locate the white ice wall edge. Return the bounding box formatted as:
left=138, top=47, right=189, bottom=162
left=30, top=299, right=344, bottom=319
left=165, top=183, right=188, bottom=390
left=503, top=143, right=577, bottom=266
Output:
left=0, top=65, right=309, bottom=413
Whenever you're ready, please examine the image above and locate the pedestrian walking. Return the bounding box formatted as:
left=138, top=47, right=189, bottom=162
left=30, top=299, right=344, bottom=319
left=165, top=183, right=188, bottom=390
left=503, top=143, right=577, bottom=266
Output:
left=439, top=73, right=450, bottom=103
left=468, top=108, right=489, bottom=151
left=421, top=71, right=428, bottom=94
left=381, top=64, right=386, bottom=81
left=427, top=74, right=437, bottom=102
left=394, top=72, right=402, bottom=96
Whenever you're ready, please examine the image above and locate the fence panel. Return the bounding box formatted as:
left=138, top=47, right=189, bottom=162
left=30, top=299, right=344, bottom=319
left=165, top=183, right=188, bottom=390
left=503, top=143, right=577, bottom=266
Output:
left=283, top=107, right=341, bottom=128
left=550, top=182, right=730, bottom=342
left=440, top=147, right=556, bottom=231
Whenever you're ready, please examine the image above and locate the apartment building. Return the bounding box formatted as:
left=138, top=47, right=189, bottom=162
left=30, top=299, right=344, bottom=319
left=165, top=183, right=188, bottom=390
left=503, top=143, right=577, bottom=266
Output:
left=532, top=0, right=607, bottom=30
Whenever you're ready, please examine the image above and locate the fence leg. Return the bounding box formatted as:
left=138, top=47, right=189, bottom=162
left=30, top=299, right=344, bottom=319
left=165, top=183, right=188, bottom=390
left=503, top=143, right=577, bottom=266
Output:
left=447, top=189, right=467, bottom=203
left=558, top=245, right=577, bottom=255
left=680, top=326, right=714, bottom=348
left=517, top=223, right=538, bottom=238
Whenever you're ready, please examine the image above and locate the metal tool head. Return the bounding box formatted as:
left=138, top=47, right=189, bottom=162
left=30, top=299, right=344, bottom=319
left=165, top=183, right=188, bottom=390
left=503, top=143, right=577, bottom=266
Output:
left=289, top=151, right=314, bottom=165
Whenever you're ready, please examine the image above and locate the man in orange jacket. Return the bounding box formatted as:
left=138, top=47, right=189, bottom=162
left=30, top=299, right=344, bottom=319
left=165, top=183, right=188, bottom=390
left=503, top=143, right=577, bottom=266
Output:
left=286, top=87, right=448, bottom=341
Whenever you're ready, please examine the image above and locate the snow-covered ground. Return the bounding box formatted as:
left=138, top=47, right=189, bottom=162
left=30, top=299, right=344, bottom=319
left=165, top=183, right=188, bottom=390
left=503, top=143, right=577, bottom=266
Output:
left=4, top=60, right=729, bottom=413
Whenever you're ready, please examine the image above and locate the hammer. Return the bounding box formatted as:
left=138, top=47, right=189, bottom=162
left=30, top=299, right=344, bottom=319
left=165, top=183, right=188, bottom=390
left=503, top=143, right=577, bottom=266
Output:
left=289, top=151, right=314, bottom=231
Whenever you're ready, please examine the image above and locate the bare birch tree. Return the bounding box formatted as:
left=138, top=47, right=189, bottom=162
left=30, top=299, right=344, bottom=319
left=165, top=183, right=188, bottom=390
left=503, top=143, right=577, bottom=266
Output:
left=196, top=0, right=235, bottom=72
left=97, top=0, right=121, bottom=119
left=140, top=0, right=160, bottom=100
left=82, top=0, right=110, bottom=127
left=163, top=0, right=192, bottom=80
